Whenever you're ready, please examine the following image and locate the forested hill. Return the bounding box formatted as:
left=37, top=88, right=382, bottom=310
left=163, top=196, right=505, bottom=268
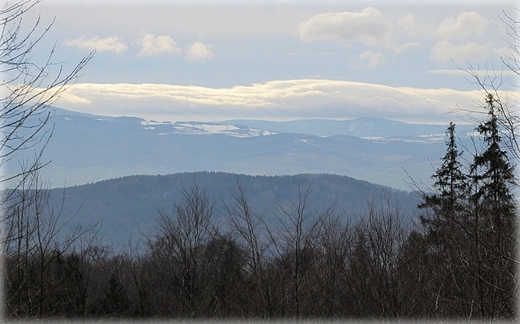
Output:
left=41, top=172, right=419, bottom=247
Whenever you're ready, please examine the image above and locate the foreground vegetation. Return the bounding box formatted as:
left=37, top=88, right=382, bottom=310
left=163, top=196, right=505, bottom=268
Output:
left=1, top=0, right=517, bottom=320
left=2, top=95, right=516, bottom=320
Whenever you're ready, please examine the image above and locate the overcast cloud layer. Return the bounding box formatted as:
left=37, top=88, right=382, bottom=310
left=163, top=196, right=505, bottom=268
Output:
left=54, top=80, right=515, bottom=124
left=16, top=1, right=520, bottom=123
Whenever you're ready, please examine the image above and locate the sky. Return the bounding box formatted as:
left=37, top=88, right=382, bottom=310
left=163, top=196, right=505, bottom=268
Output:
left=13, top=0, right=520, bottom=124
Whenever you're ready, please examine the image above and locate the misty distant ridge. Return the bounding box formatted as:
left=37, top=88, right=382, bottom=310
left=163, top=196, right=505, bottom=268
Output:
left=53, top=107, right=476, bottom=139
left=8, top=107, right=477, bottom=190
left=220, top=117, right=476, bottom=139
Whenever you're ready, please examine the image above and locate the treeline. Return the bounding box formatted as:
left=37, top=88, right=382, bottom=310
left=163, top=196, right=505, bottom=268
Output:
left=0, top=182, right=434, bottom=319
left=2, top=95, right=516, bottom=320
left=39, top=171, right=417, bottom=247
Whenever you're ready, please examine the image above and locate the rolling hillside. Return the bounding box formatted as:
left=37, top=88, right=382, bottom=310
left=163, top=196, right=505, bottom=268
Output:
left=34, top=172, right=421, bottom=248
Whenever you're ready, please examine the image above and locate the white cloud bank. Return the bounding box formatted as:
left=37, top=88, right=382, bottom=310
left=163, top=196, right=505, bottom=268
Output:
left=52, top=79, right=517, bottom=124
left=298, top=8, right=503, bottom=66
left=430, top=12, right=493, bottom=64
left=432, top=41, right=491, bottom=64
left=64, top=34, right=127, bottom=53
left=298, top=8, right=421, bottom=55
left=359, top=50, right=385, bottom=68
left=299, top=8, right=390, bottom=46
left=436, top=12, right=489, bottom=40
left=397, top=14, right=434, bottom=39
left=186, top=42, right=214, bottom=61
left=137, top=33, right=181, bottom=57
left=65, top=33, right=207, bottom=59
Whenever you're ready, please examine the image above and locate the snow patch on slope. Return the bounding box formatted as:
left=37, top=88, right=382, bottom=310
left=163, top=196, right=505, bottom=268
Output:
left=142, top=120, right=276, bottom=138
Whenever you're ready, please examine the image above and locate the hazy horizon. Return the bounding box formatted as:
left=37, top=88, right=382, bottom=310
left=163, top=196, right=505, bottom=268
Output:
left=20, top=0, right=519, bottom=124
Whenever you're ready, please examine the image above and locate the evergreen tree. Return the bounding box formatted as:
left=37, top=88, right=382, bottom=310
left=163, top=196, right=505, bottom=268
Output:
left=419, top=122, right=469, bottom=239
left=417, top=95, right=517, bottom=318
left=470, top=94, right=516, bottom=234
left=102, top=273, right=129, bottom=317
left=468, top=94, right=516, bottom=318
left=418, top=122, right=473, bottom=316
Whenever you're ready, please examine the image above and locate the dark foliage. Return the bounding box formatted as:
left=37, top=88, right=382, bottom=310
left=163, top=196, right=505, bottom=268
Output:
left=3, top=98, right=517, bottom=319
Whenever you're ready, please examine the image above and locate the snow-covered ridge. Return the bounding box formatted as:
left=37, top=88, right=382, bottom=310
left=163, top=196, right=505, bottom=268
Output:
left=55, top=109, right=474, bottom=142
left=362, top=134, right=447, bottom=143
left=140, top=120, right=277, bottom=138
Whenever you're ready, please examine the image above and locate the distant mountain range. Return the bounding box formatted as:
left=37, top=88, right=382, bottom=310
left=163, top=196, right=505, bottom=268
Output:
left=5, top=107, right=477, bottom=190
left=220, top=117, right=475, bottom=139
left=4, top=107, right=481, bottom=248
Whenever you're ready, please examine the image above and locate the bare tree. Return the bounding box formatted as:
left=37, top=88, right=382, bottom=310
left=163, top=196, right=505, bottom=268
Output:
left=344, top=193, right=407, bottom=317
left=461, top=65, right=519, bottom=162
left=458, top=9, right=520, bottom=161
left=498, top=9, right=520, bottom=159
left=2, top=172, right=100, bottom=318
left=221, top=179, right=274, bottom=317
left=146, top=182, right=218, bottom=317
left=312, top=210, right=353, bottom=317
left=1, top=1, right=93, bottom=318
left=266, top=179, right=328, bottom=318
left=1, top=0, right=93, bottom=192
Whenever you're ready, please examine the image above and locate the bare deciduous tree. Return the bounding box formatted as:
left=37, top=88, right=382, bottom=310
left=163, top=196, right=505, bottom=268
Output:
left=2, top=173, right=100, bottom=318
left=221, top=180, right=274, bottom=317
left=266, top=179, right=329, bottom=318
left=1, top=0, right=93, bottom=192
left=459, top=10, right=520, bottom=161
left=1, top=1, right=93, bottom=318
left=345, top=193, right=407, bottom=318
left=146, top=183, right=218, bottom=317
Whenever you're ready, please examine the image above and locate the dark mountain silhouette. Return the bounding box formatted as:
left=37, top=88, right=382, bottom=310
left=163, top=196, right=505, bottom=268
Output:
left=38, top=172, right=420, bottom=248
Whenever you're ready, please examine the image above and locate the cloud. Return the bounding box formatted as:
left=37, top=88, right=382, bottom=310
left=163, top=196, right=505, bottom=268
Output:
left=50, top=79, right=515, bottom=125
left=299, top=8, right=391, bottom=46
left=298, top=8, right=419, bottom=54
left=494, top=46, right=516, bottom=60
left=186, top=42, right=215, bottom=61
left=431, top=40, right=491, bottom=64
left=436, top=12, right=489, bottom=40
left=397, top=14, right=435, bottom=39
left=359, top=50, right=385, bottom=68
left=64, top=34, right=127, bottom=53
left=136, top=33, right=181, bottom=57
left=387, top=42, right=421, bottom=54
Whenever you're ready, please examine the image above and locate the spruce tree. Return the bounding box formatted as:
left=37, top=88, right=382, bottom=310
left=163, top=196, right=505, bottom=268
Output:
left=468, top=94, right=516, bottom=318
left=102, top=273, right=130, bottom=317
left=420, top=122, right=468, bottom=238
left=470, top=94, right=516, bottom=235
left=418, top=122, right=473, bottom=316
